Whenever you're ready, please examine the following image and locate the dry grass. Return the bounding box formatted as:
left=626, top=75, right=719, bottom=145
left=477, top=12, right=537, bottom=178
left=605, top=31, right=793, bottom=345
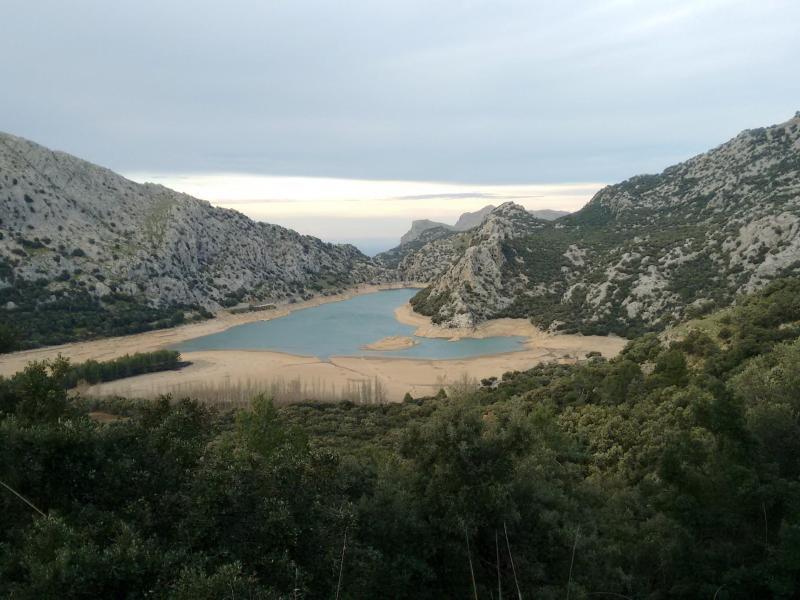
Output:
left=89, top=375, right=389, bottom=407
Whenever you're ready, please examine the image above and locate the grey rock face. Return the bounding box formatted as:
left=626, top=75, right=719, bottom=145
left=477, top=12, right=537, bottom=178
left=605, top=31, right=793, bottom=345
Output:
left=0, top=132, right=387, bottom=313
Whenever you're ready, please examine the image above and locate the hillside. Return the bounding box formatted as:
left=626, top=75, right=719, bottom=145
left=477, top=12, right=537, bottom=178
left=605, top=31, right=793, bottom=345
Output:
left=410, top=113, right=800, bottom=336
left=0, top=133, right=385, bottom=348
left=375, top=225, right=458, bottom=273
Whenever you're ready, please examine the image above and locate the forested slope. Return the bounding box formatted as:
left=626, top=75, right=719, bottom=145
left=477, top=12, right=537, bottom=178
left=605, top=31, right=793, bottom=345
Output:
left=2, top=278, right=800, bottom=598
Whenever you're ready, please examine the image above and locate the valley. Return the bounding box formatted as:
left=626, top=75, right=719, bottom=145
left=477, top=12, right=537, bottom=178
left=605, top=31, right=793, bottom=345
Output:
left=2, top=113, right=799, bottom=403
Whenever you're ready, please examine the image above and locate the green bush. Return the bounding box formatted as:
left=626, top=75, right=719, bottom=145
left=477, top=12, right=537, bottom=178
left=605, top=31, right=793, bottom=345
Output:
left=63, top=350, right=184, bottom=388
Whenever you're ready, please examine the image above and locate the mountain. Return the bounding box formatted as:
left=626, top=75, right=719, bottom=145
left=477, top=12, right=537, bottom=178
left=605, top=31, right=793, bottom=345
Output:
left=408, top=113, right=800, bottom=336
left=0, top=132, right=385, bottom=348
left=400, top=219, right=454, bottom=245
left=452, top=204, right=498, bottom=231
left=5, top=112, right=797, bottom=349
left=384, top=205, right=569, bottom=277
left=398, top=205, right=567, bottom=245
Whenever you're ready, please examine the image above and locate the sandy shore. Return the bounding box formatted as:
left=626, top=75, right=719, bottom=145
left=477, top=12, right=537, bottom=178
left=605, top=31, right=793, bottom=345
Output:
left=2, top=287, right=628, bottom=403
left=395, top=303, right=554, bottom=340
left=361, top=336, right=418, bottom=351
left=81, top=344, right=595, bottom=403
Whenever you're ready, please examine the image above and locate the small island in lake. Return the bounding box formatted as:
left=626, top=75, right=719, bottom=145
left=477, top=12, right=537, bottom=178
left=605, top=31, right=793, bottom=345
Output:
left=361, top=335, right=419, bottom=351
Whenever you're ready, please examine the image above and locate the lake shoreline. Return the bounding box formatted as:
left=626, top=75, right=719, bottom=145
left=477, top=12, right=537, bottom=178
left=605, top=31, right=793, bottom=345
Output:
left=2, top=284, right=628, bottom=402
left=0, top=282, right=425, bottom=377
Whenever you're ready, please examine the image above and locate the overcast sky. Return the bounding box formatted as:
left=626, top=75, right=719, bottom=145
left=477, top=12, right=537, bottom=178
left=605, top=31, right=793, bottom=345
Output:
left=2, top=0, right=798, bottom=251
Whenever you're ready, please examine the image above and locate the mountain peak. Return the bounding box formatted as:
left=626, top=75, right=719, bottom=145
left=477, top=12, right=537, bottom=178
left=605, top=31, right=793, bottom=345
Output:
left=490, top=201, right=528, bottom=218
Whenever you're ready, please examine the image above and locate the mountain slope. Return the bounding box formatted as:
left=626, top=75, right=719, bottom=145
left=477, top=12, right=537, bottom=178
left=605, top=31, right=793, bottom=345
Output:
left=410, top=113, right=800, bottom=335
left=0, top=133, right=385, bottom=347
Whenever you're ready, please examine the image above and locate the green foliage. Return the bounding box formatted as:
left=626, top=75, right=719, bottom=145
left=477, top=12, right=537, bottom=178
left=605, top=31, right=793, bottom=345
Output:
left=0, top=358, right=72, bottom=423
left=651, top=348, right=689, bottom=387
left=170, top=562, right=278, bottom=599
left=2, top=280, right=800, bottom=598
left=0, top=259, right=207, bottom=350
left=63, top=350, right=184, bottom=388
left=409, top=287, right=453, bottom=323
left=599, top=358, right=643, bottom=403
left=620, top=331, right=663, bottom=362
left=0, top=322, right=18, bottom=353
left=703, top=278, right=800, bottom=376
left=235, top=393, right=307, bottom=457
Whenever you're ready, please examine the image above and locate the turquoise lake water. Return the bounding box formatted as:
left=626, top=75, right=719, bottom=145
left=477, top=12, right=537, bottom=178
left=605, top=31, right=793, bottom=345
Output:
left=174, top=288, right=527, bottom=360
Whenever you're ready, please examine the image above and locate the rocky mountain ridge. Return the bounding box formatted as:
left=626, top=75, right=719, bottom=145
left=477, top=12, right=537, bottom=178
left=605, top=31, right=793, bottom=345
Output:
left=0, top=132, right=386, bottom=347
left=408, top=113, right=800, bottom=336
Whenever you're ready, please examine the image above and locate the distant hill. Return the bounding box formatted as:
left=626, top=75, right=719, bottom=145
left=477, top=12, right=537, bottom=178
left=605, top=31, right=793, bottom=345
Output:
left=0, top=133, right=386, bottom=347
left=407, top=113, right=800, bottom=336
left=452, top=204, right=498, bottom=231
left=399, top=219, right=456, bottom=245
left=398, top=205, right=567, bottom=245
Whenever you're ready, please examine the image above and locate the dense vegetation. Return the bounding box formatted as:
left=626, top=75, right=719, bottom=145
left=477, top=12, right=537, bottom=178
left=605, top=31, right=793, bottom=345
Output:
left=0, top=262, right=207, bottom=351
left=494, top=220, right=743, bottom=338
left=63, top=350, right=185, bottom=389
left=2, top=279, right=800, bottom=597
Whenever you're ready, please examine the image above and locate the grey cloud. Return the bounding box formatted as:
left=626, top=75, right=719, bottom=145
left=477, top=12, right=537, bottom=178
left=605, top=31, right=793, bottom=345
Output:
left=1, top=0, right=798, bottom=184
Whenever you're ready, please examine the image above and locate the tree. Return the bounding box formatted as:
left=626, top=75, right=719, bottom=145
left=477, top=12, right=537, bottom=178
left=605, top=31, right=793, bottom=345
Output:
left=5, top=357, right=71, bottom=424
left=0, top=323, right=17, bottom=353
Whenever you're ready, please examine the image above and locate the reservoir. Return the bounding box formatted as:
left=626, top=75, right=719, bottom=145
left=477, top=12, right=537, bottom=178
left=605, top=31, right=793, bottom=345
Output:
left=174, top=288, right=527, bottom=360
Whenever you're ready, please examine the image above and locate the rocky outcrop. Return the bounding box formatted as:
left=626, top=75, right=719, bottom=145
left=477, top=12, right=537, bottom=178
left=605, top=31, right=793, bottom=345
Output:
left=409, top=203, right=550, bottom=326
left=395, top=230, right=464, bottom=283
left=408, top=113, right=800, bottom=335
